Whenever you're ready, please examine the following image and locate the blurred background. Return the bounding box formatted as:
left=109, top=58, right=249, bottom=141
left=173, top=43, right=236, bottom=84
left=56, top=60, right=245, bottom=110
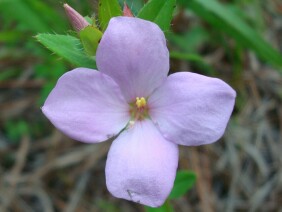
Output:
left=1, top=0, right=282, bottom=211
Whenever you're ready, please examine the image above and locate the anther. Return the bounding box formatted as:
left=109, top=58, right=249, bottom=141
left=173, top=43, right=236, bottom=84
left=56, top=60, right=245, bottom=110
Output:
left=135, top=97, right=146, bottom=109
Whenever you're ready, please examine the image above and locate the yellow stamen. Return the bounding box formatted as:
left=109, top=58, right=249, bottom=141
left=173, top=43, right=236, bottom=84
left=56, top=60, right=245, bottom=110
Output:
left=135, top=97, right=147, bottom=108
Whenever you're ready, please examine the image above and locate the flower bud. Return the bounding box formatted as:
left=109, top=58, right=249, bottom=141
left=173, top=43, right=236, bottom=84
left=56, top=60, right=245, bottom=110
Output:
left=64, top=3, right=89, bottom=32
left=123, top=3, right=134, bottom=17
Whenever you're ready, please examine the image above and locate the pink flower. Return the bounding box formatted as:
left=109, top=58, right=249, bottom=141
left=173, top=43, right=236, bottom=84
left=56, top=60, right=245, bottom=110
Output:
left=42, top=17, right=236, bottom=207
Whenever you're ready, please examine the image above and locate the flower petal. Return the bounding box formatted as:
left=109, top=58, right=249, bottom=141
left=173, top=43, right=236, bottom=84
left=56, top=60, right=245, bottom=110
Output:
left=148, top=72, right=236, bottom=146
left=96, top=17, right=169, bottom=102
left=42, top=68, right=130, bottom=143
left=105, top=120, right=178, bottom=207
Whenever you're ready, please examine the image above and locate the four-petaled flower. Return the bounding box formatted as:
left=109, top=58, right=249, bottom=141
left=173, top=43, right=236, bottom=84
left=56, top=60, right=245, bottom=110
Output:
left=42, top=17, right=236, bottom=207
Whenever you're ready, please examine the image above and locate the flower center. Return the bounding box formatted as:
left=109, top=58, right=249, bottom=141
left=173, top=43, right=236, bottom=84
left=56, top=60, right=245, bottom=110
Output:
left=129, top=97, right=149, bottom=121
left=135, top=97, right=146, bottom=109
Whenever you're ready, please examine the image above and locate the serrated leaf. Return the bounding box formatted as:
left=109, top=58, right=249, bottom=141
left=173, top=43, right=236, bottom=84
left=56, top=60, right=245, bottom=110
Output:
left=98, top=0, right=122, bottom=31
left=178, top=0, right=282, bottom=69
left=138, top=0, right=176, bottom=32
left=80, top=26, right=103, bottom=56
left=168, top=170, right=196, bottom=199
left=84, top=16, right=97, bottom=27
left=36, top=34, right=96, bottom=68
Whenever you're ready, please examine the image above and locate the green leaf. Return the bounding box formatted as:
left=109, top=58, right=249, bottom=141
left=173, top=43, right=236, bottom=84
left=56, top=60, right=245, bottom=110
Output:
left=80, top=26, right=103, bottom=56
left=178, top=0, right=282, bottom=69
left=5, top=120, right=29, bottom=143
left=25, top=0, right=67, bottom=32
left=170, top=52, right=204, bottom=62
left=145, top=200, right=174, bottom=212
left=0, top=31, right=22, bottom=43
left=170, top=52, right=215, bottom=76
left=84, top=16, right=98, bottom=27
left=0, top=0, right=49, bottom=32
left=36, top=34, right=96, bottom=68
left=168, top=170, right=196, bottom=199
left=0, top=0, right=66, bottom=33
left=84, top=16, right=94, bottom=25
left=138, top=0, right=176, bottom=32
left=166, top=27, right=209, bottom=53
left=98, top=0, right=122, bottom=31
left=118, top=0, right=144, bottom=16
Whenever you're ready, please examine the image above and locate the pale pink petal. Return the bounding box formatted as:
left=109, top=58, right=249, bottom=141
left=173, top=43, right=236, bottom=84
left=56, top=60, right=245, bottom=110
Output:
left=148, top=72, right=236, bottom=146
left=105, top=120, right=178, bottom=207
left=42, top=68, right=130, bottom=143
left=96, top=17, right=169, bottom=102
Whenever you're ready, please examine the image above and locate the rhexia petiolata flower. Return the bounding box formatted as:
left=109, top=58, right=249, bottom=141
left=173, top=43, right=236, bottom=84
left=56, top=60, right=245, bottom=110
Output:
left=42, top=17, right=236, bottom=207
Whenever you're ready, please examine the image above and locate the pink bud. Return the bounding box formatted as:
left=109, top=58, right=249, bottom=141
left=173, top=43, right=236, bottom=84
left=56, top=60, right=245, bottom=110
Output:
left=123, top=3, right=134, bottom=17
left=64, top=3, right=89, bottom=32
